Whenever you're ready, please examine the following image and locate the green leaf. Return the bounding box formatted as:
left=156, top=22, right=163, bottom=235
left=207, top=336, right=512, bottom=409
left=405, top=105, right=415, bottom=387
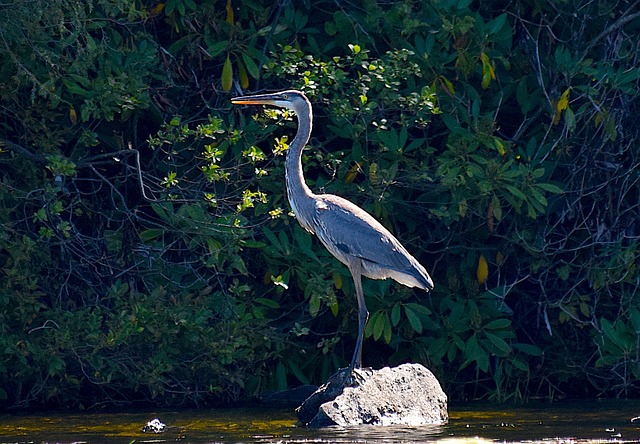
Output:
left=207, top=40, right=229, bottom=58
left=287, top=360, right=310, bottom=384
left=140, top=228, right=164, bottom=242
left=240, top=239, right=266, bottom=248
left=383, top=318, right=392, bottom=344
left=601, top=318, right=624, bottom=350
left=63, top=80, right=89, bottom=96
left=440, top=75, right=456, bottom=94
left=398, top=127, right=408, bottom=150
left=557, top=264, right=570, bottom=281
left=405, top=302, right=431, bottom=316
left=151, top=202, right=173, bottom=223
left=309, top=293, right=321, bottom=317
left=554, top=45, right=571, bottom=67
left=513, top=343, right=544, bottom=356
left=428, top=337, right=449, bottom=361
left=275, top=361, right=287, bottom=390
left=255, top=297, right=280, bottom=308
left=376, top=129, right=399, bottom=150
left=372, top=311, right=386, bottom=340
left=327, top=124, right=353, bottom=139
left=505, top=185, right=527, bottom=200
left=535, top=183, right=563, bottom=194
left=462, top=334, right=490, bottom=372
left=529, top=188, right=548, bottom=207
left=277, top=230, right=290, bottom=254
left=261, top=226, right=280, bottom=248
left=391, top=305, right=401, bottom=326
left=484, top=318, right=511, bottom=330
left=491, top=194, right=503, bottom=221
left=564, top=106, right=576, bottom=131
left=48, top=356, right=65, bottom=376
left=484, top=331, right=511, bottom=355
left=242, top=53, right=260, bottom=79
left=447, top=340, right=459, bottom=362
left=475, top=346, right=490, bottom=372
left=167, top=36, right=193, bottom=55
left=516, top=79, right=532, bottom=113
left=441, top=113, right=460, bottom=132
left=404, top=305, right=423, bottom=334
left=486, top=13, right=507, bottom=35
left=629, top=309, right=640, bottom=333
left=294, top=225, right=319, bottom=262
left=404, top=137, right=426, bottom=152
left=511, top=358, right=530, bottom=372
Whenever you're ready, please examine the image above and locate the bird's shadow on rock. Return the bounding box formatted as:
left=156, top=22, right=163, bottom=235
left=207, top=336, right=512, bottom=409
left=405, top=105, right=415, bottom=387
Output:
left=295, top=367, right=371, bottom=425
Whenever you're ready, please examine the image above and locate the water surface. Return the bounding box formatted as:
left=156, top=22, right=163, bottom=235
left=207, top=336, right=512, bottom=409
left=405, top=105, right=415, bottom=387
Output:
left=1, top=400, right=639, bottom=443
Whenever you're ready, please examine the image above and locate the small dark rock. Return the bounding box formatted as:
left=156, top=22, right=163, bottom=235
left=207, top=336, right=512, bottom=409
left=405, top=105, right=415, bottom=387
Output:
left=296, top=363, right=448, bottom=427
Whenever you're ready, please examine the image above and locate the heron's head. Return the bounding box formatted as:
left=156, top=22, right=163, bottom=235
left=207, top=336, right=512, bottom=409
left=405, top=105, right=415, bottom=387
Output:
left=231, top=90, right=310, bottom=114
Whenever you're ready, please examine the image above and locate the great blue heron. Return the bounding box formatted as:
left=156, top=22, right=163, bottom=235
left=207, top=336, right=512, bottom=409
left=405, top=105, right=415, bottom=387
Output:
left=231, top=90, right=433, bottom=372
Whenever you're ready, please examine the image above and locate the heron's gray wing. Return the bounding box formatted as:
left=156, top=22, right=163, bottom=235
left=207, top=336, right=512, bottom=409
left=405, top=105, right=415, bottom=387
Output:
left=312, top=195, right=414, bottom=272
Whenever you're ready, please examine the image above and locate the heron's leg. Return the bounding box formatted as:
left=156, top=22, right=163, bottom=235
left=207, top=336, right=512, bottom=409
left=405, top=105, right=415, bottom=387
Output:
left=348, top=261, right=368, bottom=371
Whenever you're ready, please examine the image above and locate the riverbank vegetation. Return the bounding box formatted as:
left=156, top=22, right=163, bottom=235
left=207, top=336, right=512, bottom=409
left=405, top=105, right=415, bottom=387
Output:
left=1, top=0, right=638, bottom=409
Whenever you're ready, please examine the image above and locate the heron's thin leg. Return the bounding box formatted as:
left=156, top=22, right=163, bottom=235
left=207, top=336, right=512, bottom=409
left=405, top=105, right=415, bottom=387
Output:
left=348, top=261, right=368, bottom=371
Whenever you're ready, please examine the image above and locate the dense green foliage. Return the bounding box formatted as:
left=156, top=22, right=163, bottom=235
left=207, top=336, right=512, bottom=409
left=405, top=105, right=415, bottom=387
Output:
left=0, top=0, right=638, bottom=408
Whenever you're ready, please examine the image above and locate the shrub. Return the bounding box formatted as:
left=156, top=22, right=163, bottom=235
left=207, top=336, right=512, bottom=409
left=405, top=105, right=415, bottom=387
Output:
left=0, top=0, right=638, bottom=408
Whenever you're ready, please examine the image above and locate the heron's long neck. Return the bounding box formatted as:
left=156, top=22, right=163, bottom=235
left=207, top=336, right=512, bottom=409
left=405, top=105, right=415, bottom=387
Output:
left=285, top=102, right=316, bottom=227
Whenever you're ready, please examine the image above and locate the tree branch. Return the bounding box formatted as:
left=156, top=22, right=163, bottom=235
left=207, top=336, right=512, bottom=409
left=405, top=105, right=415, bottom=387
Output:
left=0, top=139, right=47, bottom=164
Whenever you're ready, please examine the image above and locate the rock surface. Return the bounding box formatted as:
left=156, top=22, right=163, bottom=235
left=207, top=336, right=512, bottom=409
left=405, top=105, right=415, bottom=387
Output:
left=296, top=363, right=448, bottom=427
left=142, top=418, right=166, bottom=433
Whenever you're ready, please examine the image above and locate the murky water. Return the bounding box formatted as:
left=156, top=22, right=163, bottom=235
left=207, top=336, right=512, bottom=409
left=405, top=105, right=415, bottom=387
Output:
left=1, top=400, right=639, bottom=443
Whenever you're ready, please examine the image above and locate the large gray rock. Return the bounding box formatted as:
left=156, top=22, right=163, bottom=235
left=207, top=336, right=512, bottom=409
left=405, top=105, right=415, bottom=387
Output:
left=296, top=363, right=447, bottom=427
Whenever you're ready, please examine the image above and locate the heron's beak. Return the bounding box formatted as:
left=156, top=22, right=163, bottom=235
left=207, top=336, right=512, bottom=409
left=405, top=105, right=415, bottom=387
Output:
left=231, top=94, right=278, bottom=106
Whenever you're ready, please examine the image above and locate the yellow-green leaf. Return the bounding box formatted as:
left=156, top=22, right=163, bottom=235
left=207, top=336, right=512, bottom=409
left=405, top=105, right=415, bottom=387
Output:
left=477, top=254, right=489, bottom=284
left=150, top=2, right=165, bottom=16
left=237, top=58, right=249, bottom=89
left=308, top=293, right=321, bottom=317
left=329, top=300, right=339, bottom=317
left=332, top=273, right=342, bottom=289
left=344, top=162, right=362, bottom=183
left=225, top=0, right=234, bottom=25
left=480, top=52, right=496, bottom=89
left=222, top=55, right=233, bottom=91
left=554, top=88, right=570, bottom=125
left=441, top=76, right=455, bottom=94
left=557, top=88, right=570, bottom=112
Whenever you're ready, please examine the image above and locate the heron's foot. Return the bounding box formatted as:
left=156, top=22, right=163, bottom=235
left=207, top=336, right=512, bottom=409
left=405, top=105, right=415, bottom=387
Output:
left=329, top=366, right=371, bottom=388
left=347, top=367, right=368, bottom=386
